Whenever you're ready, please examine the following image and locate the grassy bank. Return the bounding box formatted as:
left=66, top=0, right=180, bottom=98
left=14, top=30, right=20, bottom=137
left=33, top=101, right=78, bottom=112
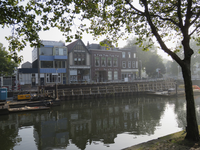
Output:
left=123, top=126, right=200, bottom=150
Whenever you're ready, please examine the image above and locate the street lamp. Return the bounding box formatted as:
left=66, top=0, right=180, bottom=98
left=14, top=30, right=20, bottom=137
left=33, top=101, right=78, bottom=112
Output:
left=139, top=60, right=142, bottom=79
left=55, top=68, right=59, bottom=100
left=177, top=66, right=179, bottom=79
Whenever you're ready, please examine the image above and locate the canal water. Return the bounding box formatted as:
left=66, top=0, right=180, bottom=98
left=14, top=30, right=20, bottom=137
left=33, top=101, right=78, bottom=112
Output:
left=1, top=95, right=200, bottom=150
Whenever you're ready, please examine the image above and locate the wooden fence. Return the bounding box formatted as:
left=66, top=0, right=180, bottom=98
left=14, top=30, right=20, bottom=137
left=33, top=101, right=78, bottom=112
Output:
left=45, top=79, right=176, bottom=100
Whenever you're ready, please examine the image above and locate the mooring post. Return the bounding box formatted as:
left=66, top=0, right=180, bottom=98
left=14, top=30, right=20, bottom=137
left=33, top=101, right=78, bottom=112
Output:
left=62, top=90, right=65, bottom=96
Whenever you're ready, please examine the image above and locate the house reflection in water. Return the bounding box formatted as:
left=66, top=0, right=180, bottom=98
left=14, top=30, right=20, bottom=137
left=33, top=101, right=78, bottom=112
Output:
left=0, top=96, right=184, bottom=150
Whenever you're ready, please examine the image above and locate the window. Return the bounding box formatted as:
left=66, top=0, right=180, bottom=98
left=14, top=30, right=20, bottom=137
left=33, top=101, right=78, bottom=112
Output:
left=136, top=61, right=138, bottom=68
left=41, top=61, right=53, bottom=68
left=74, top=58, right=78, bottom=65
left=114, top=71, right=118, bottom=80
left=40, top=47, right=53, bottom=56
left=101, top=57, right=106, bottom=67
left=82, top=58, right=85, bottom=65
left=133, top=53, right=136, bottom=58
left=128, top=61, right=131, bottom=68
left=128, top=52, right=131, bottom=58
left=122, top=52, right=125, bottom=58
left=46, top=73, right=61, bottom=83
left=132, top=61, right=135, bottom=68
left=113, top=57, right=118, bottom=67
left=122, top=61, right=126, bottom=68
left=107, top=57, right=112, bottom=67
left=108, top=71, right=112, bottom=80
left=73, top=46, right=86, bottom=65
left=95, top=57, right=100, bottom=66
left=55, top=61, right=65, bottom=68
left=55, top=48, right=67, bottom=56
left=78, top=58, right=81, bottom=65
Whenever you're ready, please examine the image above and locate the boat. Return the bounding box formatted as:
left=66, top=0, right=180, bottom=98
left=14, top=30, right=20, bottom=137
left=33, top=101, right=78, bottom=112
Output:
left=147, top=91, right=174, bottom=97
left=8, top=106, right=50, bottom=113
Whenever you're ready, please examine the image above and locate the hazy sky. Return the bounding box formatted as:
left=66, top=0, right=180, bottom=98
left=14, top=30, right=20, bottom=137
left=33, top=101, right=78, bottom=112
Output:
left=0, top=25, right=171, bottom=68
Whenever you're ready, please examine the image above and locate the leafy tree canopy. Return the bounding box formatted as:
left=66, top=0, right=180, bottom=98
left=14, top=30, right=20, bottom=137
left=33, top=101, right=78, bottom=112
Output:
left=145, top=54, right=166, bottom=78
left=2, top=0, right=200, bottom=142
left=0, top=43, right=18, bottom=76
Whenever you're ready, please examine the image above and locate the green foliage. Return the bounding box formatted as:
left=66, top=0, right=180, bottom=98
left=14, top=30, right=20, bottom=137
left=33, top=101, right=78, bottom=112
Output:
left=145, top=54, right=166, bottom=78
left=124, top=37, right=166, bottom=78
left=0, top=43, right=18, bottom=76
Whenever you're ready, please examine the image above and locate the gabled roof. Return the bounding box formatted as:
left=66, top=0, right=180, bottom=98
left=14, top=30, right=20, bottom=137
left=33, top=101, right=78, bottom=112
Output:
left=66, top=39, right=90, bottom=54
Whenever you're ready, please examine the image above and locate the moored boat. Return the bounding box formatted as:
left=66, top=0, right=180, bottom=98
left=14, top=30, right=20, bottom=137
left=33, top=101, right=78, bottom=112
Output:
left=9, top=106, right=50, bottom=113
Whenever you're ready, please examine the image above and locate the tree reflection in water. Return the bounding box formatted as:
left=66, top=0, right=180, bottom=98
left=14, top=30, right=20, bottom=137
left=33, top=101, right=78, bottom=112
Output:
left=1, top=95, right=198, bottom=150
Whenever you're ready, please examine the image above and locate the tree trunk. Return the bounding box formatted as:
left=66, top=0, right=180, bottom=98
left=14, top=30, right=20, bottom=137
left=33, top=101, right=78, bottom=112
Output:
left=182, top=63, right=199, bottom=141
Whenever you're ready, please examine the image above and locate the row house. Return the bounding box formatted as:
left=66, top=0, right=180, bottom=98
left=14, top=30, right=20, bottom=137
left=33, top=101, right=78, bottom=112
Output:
left=119, top=48, right=138, bottom=81
left=88, top=44, right=138, bottom=82
left=32, top=40, right=68, bottom=86
left=66, top=39, right=91, bottom=83
left=18, top=39, right=138, bottom=87
left=88, top=44, right=121, bottom=82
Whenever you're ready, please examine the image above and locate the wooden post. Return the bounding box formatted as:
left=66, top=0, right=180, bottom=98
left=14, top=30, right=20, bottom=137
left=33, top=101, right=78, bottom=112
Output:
left=90, top=88, right=92, bottom=94
left=98, top=87, right=100, bottom=94
left=53, top=90, right=55, bottom=98
left=80, top=89, right=83, bottom=95
left=72, top=89, right=74, bottom=95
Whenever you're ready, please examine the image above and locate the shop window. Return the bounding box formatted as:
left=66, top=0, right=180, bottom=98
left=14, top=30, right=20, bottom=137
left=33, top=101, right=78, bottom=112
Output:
left=114, top=71, right=118, bottom=80
left=108, top=71, right=112, bottom=80
left=46, top=73, right=61, bottom=83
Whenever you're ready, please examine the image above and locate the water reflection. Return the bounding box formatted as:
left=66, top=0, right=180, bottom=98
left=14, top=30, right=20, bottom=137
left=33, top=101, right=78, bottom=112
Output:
left=1, top=95, right=200, bottom=150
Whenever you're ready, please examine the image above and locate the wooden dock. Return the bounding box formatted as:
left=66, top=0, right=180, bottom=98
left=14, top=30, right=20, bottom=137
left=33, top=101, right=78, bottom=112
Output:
left=44, top=79, right=176, bottom=100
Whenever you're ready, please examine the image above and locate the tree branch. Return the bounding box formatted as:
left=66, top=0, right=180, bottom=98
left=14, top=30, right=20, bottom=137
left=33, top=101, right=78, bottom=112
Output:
left=141, top=0, right=183, bottom=65
left=177, top=0, right=183, bottom=29
left=125, top=0, right=144, bottom=15
left=185, top=0, right=192, bottom=28
left=190, top=10, right=200, bottom=26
